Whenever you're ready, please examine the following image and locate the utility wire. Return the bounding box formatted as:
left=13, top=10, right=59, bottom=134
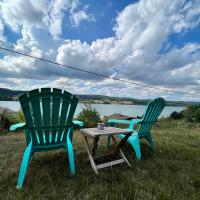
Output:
left=0, top=46, right=198, bottom=96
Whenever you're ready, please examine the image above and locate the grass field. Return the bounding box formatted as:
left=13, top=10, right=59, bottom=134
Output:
left=0, top=120, right=200, bottom=199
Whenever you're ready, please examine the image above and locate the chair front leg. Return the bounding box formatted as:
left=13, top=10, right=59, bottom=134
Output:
left=129, top=136, right=141, bottom=160
left=66, top=137, right=75, bottom=175
left=68, top=128, right=74, bottom=142
left=17, top=142, right=32, bottom=189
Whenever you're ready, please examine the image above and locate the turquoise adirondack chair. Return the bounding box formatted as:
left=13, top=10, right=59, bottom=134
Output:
left=9, top=88, right=84, bottom=189
left=108, top=98, right=166, bottom=160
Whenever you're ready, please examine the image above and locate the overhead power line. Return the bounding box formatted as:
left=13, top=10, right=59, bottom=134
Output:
left=0, top=46, right=198, bottom=96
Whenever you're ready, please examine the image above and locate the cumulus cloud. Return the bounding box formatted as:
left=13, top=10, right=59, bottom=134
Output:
left=0, top=0, right=94, bottom=37
left=0, top=19, right=6, bottom=42
left=111, top=0, right=200, bottom=87
left=48, top=0, right=79, bottom=37
left=0, top=0, right=47, bottom=32
left=56, top=38, right=115, bottom=79
left=0, top=0, right=200, bottom=101
left=70, top=10, right=95, bottom=27
left=47, top=0, right=95, bottom=36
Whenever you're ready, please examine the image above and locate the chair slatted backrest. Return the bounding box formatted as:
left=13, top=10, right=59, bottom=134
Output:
left=138, top=98, right=166, bottom=137
left=19, top=88, right=78, bottom=146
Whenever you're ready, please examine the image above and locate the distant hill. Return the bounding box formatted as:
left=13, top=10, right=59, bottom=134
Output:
left=75, top=94, right=200, bottom=106
left=0, top=88, right=26, bottom=97
left=0, top=88, right=26, bottom=101
left=0, top=88, right=199, bottom=106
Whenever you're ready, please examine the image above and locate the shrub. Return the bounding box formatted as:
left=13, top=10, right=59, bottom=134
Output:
left=170, top=111, right=183, bottom=120
left=168, top=105, right=200, bottom=123
left=0, top=112, right=17, bottom=133
left=77, top=104, right=101, bottom=128
left=0, top=111, right=24, bottom=134
left=183, top=105, right=200, bottom=123
left=16, top=111, right=25, bottom=122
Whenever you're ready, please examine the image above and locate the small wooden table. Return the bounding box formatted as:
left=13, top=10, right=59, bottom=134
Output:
left=81, top=127, right=132, bottom=174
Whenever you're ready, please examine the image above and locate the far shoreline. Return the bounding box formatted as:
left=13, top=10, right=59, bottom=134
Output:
left=1, top=88, right=199, bottom=107
left=0, top=99, right=188, bottom=107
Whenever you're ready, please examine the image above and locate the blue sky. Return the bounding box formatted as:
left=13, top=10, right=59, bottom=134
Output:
left=0, top=0, right=200, bottom=101
left=62, top=0, right=140, bottom=42
left=4, top=0, right=135, bottom=44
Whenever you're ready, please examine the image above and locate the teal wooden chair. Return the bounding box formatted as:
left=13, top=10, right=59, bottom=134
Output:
left=108, top=98, right=166, bottom=160
left=9, top=88, right=84, bottom=189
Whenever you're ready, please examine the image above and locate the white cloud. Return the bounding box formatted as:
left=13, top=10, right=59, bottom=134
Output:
left=70, top=10, right=95, bottom=27
left=0, top=0, right=200, bottom=101
left=56, top=38, right=115, bottom=79
left=48, top=0, right=73, bottom=37
left=0, top=19, right=6, bottom=43
left=0, top=0, right=95, bottom=38
left=0, top=0, right=47, bottom=32
left=69, top=0, right=95, bottom=27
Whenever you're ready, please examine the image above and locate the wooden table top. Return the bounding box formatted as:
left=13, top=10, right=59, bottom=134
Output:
left=81, top=127, right=132, bottom=137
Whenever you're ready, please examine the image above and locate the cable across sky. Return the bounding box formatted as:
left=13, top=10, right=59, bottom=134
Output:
left=0, top=46, right=198, bottom=96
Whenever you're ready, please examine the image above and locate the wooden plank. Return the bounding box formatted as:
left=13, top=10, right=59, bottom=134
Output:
left=83, top=136, right=98, bottom=174
left=111, top=136, right=131, bottom=167
left=82, top=128, right=133, bottom=174
left=92, top=137, right=99, bottom=156
left=81, top=127, right=131, bottom=137
left=96, top=159, right=125, bottom=169
left=112, top=133, right=131, bottom=155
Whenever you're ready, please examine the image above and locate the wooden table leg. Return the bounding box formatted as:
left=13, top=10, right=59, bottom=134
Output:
left=92, top=137, right=99, bottom=157
left=83, top=136, right=98, bottom=174
left=111, top=135, right=131, bottom=167
left=112, top=133, right=131, bottom=155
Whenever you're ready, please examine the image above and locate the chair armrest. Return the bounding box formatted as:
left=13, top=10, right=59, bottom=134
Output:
left=9, top=122, right=26, bottom=132
left=108, top=118, right=142, bottom=131
left=108, top=118, right=142, bottom=124
left=131, top=119, right=142, bottom=124
left=108, top=119, right=132, bottom=124
left=72, top=120, right=84, bottom=127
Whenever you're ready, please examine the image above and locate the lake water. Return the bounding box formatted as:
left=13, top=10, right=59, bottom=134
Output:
left=0, top=101, right=184, bottom=117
